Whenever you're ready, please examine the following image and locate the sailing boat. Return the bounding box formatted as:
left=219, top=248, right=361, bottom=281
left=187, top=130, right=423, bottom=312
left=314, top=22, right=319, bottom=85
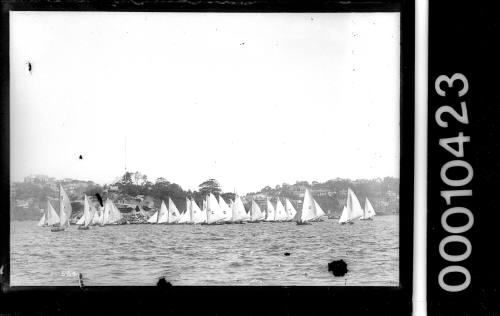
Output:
left=360, top=197, right=376, bottom=220
left=190, top=198, right=206, bottom=224
left=218, top=196, right=233, bottom=223
left=274, top=198, right=288, bottom=222
left=231, top=195, right=249, bottom=223
left=294, top=188, right=317, bottom=225
left=155, top=200, right=169, bottom=224
left=77, top=195, right=96, bottom=230
left=99, top=199, right=121, bottom=226
left=178, top=198, right=193, bottom=224
left=90, top=205, right=103, bottom=226
left=249, top=199, right=265, bottom=222
left=206, top=193, right=225, bottom=224
left=157, top=199, right=180, bottom=224
left=167, top=198, right=181, bottom=224
left=311, top=200, right=326, bottom=222
left=38, top=200, right=60, bottom=227
left=51, top=184, right=72, bottom=232
left=264, top=198, right=276, bottom=222
left=285, top=199, right=297, bottom=222
left=339, top=188, right=364, bottom=224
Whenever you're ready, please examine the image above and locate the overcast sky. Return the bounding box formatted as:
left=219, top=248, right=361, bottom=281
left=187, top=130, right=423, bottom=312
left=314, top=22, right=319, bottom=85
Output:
left=10, top=12, right=400, bottom=194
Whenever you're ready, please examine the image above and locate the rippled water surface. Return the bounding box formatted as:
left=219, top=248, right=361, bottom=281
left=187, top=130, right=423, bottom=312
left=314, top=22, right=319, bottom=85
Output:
left=11, top=216, right=398, bottom=286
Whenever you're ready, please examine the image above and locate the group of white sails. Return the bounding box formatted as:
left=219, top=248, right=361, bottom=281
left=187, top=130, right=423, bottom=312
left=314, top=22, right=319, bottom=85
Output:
left=39, top=185, right=123, bottom=231
left=39, top=186, right=376, bottom=229
left=338, top=188, right=376, bottom=224
left=38, top=184, right=73, bottom=231
left=145, top=193, right=302, bottom=225
left=76, top=196, right=123, bottom=227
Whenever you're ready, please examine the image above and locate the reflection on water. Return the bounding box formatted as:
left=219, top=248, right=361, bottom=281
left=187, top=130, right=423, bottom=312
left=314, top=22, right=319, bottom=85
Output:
left=10, top=216, right=399, bottom=286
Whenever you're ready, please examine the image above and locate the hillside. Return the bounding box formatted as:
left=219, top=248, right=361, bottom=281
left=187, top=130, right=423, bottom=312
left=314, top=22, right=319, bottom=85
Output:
left=10, top=173, right=399, bottom=221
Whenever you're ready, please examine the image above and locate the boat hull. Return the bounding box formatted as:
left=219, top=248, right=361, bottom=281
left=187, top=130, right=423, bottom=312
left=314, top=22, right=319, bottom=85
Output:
left=50, top=226, right=66, bottom=232
left=296, top=221, right=311, bottom=225
left=77, top=226, right=90, bottom=230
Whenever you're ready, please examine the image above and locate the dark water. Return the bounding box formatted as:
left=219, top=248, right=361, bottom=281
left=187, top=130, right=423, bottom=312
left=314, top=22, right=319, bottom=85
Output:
left=10, top=216, right=399, bottom=286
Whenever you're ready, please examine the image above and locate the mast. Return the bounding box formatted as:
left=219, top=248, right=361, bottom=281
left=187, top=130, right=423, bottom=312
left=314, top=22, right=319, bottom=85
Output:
left=59, top=182, right=62, bottom=225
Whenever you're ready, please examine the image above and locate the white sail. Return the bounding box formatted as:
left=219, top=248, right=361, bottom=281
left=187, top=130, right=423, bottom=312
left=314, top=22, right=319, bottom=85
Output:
left=362, top=198, right=376, bottom=219
left=274, top=198, right=288, bottom=221
left=110, top=201, right=123, bottom=224
left=157, top=201, right=169, bottom=223
left=295, top=188, right=316, bottom=223
left=232, top=196, right=248, bottom=222
left=339, top=188, right=364, bottom=223
left=265, top=198, right=276, bottom=221
left=58, top=185, right=72, bottom=228
left=218, top=196, right=232, bottom=222
left=38, top=213, right=47, bottom=227
left=101, top=199, right=113, bottom=225
left=90, top=209, right=99, bottom=225
left=86, top=198, right=97, bottom=227
left=207, top=193, right=225, bottom=224
left=167, top=198, right=181, bottom=223
left=250, top=200, right=265, bottom=221
left=79, top=195, right=93, bottom=226
left=313, top=200, right=326, bottom=219
left=147, top=210, right=159, bottom=223
left=202, top=197, right=208, bottom=223
left=339, top=206, right=349, bottom=223
left=47, top=200, right=60, bottom=226
left=178, top=198, right=192, bottom=224
left=285, top=199, right=297, bottom=221
left=103, top=199, right=121, bottom=225
left=190, top=198, right=206, bottom=224
left=39, top=200, right=59, bottom=226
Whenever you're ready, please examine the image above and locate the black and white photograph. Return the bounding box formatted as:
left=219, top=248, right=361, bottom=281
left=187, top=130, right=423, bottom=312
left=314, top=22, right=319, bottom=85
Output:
left=9, top=11, right=401, bottom=286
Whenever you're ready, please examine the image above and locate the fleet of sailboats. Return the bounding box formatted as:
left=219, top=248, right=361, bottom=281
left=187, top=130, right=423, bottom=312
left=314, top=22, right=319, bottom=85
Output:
left=39, top=185, right=377, bottom=230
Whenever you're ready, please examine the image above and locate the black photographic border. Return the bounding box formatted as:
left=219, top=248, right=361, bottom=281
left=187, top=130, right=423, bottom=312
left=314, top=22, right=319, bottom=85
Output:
left=0, top=0, right=414, bottom=314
